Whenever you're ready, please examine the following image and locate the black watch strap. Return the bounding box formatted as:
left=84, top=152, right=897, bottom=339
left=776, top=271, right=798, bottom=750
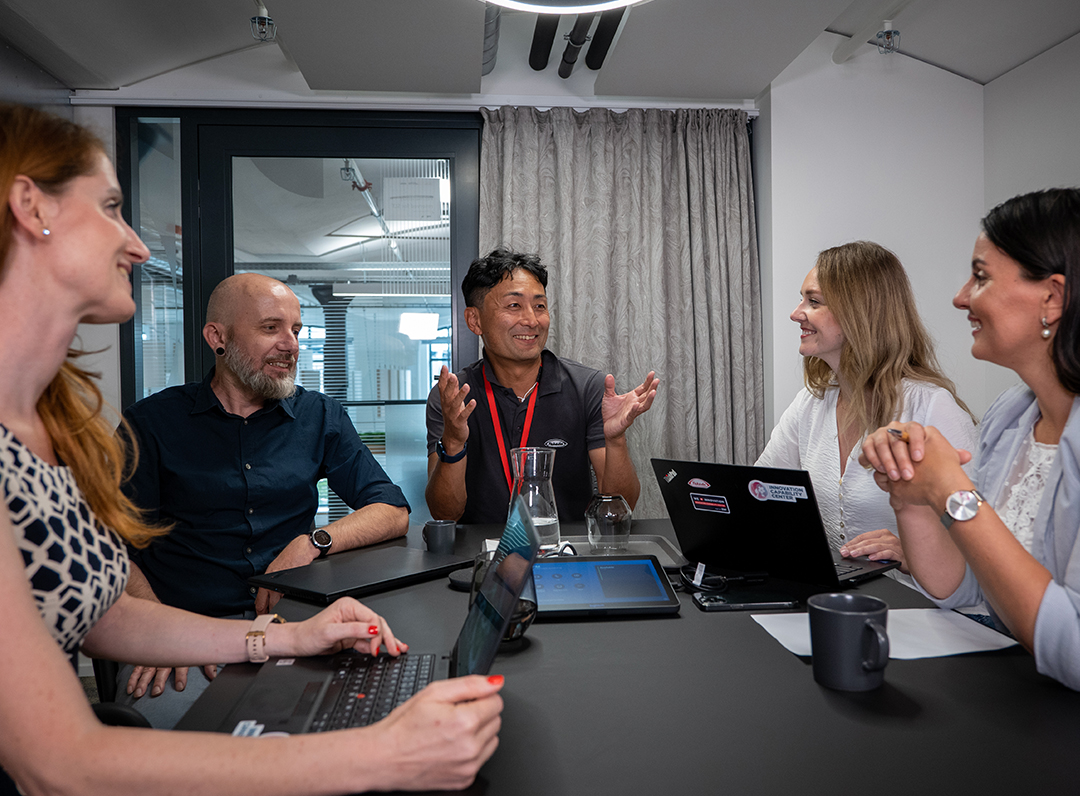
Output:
left=437, top=439, right=468, bottom=464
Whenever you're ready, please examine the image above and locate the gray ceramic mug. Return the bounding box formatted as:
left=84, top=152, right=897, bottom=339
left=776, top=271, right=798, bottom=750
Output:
left=422, top=520, right=457, bottom=555
left=808, top=592, right=890, bottom=691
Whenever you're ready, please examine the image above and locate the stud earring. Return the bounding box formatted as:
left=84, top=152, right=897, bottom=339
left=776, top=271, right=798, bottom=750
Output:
left=215, top=347, right=225, bottom=356
left=1041, top=317, right=1052, bottom=340
left=42, top=228, right=50, bottom=236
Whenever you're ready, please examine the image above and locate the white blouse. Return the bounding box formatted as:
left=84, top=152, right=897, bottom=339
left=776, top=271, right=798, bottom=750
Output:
left=999, top=430, right=1058, bottom=553
left=757, top=380, right=979, bottom=550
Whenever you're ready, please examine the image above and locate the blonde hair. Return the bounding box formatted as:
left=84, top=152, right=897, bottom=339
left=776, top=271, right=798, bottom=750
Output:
left=1, top=104, right=164, bottom=547
left=804, top=241, right=975, bottom=435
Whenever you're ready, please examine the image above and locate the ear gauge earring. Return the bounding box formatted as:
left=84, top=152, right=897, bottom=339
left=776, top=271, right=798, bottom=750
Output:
left=1041, top=317, right=1052, bottom=340
left=215, top=347, right=225, bottom=356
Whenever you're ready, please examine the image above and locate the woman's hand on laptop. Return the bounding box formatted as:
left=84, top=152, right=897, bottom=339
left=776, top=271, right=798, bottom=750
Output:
left=366, top=675, right=505, bottom=792
left=277, top=597, right=408, bottom=658
left=840, top=529, right=908, bottom=574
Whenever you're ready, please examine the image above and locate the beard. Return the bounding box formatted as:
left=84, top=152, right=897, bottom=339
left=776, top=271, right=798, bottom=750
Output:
left=222, top=342, right=297, bottom=401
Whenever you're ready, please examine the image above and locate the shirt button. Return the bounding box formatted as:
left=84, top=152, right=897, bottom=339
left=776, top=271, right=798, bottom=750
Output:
left=245, top=463, right=251, bottom=470
left=244, top=420, right=249, bottom=425
left=840, top=533, right=846, bottom=539
left=246, top=547, right=252, bottom=553
left=248, top=508, right=254, bottom=515
left=250, top=587, right=256, bottom=594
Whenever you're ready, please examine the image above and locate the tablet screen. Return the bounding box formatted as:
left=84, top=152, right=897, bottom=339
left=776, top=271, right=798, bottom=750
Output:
left=532, top=555, right=680, bottom=617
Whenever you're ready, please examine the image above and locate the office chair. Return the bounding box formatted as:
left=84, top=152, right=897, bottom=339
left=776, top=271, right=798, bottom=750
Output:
left=90, top=657, right=151, bottom=729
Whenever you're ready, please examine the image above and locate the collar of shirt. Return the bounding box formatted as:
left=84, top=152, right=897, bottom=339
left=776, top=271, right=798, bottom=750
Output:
left=481, top=349, right=566, bottom=400
left=191, top=367, right=299, bottom=420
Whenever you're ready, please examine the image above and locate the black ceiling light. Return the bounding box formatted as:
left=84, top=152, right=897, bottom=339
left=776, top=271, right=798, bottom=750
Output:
left=482, top=0, right=652, bottom=14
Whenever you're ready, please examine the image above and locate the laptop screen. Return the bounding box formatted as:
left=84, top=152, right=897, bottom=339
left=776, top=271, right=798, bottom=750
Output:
left=450, top=497, right=540, bottom=677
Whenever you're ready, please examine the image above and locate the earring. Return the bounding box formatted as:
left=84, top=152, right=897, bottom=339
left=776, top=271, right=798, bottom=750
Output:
left=1041, top=317, right=1052, bottom=340
left=215, top=346, right=225, bottom=356
left=42, top=228, right=50, bottom=236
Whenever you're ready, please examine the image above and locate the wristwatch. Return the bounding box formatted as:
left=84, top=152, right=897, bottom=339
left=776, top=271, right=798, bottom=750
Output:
left=945, top=489, right=987, bottom=522
left=437, top=439, right=467, bottom=464
left=310, top=528, right=333, bottom=558
left=246, top=613, right=286, bottom=663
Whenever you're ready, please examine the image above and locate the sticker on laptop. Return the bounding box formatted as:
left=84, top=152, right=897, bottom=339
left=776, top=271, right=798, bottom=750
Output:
left=690, top=493, right=730, bottom=513
left=748, top=480, right=808, bottom=503
left=232, top=720, right=265, bottom=737
left=688, top=478, right=711, bottom=489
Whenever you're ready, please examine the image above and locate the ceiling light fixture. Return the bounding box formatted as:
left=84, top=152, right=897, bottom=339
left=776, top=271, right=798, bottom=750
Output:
left=482, top=0, right=650, bottom=15
left=876, top=20, right=900, bottom=54
left=398, top=313, right=441, bottom=341
left=250, top=3, right=277, bottom=42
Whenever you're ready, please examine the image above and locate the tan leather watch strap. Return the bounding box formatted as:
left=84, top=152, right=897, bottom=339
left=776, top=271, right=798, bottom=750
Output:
left=245, top=613, right=286, bottom=663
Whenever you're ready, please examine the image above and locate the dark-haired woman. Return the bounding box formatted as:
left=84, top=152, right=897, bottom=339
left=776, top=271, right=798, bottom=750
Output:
left=0, top=104, right=503, bottom=794
left=758, top=241, right=977, bottom=576
left=862, top=188, right=1080, bottom=690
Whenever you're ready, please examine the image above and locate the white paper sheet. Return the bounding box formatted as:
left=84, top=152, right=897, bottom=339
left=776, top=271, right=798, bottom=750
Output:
left=752, top=608, right=1019, bottom=659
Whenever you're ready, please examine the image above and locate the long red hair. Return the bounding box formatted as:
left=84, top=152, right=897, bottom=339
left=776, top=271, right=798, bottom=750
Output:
left=0, top=103, right=164, bottom=547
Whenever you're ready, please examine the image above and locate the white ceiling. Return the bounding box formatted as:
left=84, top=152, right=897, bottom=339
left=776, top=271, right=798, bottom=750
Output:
left=2, top=0, right=1078, bottom=102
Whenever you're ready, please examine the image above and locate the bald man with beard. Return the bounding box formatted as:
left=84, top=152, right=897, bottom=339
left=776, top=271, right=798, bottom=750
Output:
left=115, top=273, right=409, bottom=728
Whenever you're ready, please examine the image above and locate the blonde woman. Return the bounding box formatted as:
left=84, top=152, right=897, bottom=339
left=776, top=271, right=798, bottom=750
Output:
left=757, top=241, right=977, bottom=575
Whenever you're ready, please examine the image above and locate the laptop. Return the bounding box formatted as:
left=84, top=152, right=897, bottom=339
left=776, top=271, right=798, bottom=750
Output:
left=179, top=497, right=540, bottom=736
left=532, top=555, right=681, bottom=619
left=248, top=543, right=473, bottom=604
left=651, top=459, right=898, bottom=594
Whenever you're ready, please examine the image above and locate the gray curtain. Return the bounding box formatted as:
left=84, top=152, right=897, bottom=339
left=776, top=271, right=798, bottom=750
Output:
left=480, top=106, right=763, bottom=518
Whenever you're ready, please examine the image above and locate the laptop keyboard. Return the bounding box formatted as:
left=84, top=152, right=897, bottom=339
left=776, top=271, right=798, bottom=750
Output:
left=309, top=653, right=437, bottom=732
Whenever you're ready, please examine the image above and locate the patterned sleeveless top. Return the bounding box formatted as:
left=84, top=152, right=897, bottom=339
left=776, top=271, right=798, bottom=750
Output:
left=1, top=425, right=129, bottom=654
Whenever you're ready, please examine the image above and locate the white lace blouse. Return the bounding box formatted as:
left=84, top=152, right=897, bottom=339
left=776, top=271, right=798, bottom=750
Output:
left=999, top=430, right=1058, bottom=553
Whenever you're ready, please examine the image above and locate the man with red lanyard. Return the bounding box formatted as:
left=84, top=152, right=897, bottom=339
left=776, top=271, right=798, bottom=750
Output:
left=425, top=248, right=659, bottom=524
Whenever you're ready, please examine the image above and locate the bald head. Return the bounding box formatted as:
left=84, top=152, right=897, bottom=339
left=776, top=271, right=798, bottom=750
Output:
left=203, top=273, right=302, bottom=404
left=205, top=273, right=297, bottom=327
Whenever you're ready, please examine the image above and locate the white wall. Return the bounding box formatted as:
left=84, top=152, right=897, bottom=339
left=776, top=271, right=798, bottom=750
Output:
left=984, top=31, right=1080, bottom=208
left=757, top=31, right=1006, bottom=437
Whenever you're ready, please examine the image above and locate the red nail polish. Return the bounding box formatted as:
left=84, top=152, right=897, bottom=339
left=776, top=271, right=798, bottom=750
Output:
left=487, top=674, right=504, bottom=686
left=368, top=625, right=379, bottom=635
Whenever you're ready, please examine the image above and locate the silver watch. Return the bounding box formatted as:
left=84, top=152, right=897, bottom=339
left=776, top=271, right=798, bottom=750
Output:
left=945, top=489, right=987, bottom=522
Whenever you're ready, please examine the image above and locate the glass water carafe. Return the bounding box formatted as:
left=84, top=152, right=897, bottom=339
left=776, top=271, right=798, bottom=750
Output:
left=509, top=447, right=560, bottom=550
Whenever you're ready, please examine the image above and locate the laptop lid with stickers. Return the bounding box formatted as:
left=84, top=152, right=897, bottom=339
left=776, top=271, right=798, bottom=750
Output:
left=651, top=459, right=898, bottom=588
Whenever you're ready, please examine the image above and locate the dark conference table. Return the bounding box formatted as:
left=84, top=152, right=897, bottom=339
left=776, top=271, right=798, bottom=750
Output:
left=178, top=521, right=1080, bottom=795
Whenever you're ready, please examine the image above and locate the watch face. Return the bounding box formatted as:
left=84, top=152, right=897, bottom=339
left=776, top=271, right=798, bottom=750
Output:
left=312, top=529, right=332, bottom=548
left=947, top=491, right=980, bottom=522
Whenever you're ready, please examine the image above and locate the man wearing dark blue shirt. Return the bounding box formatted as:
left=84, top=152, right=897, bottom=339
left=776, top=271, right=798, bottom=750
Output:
left=117, top=273, right=409, bottom=727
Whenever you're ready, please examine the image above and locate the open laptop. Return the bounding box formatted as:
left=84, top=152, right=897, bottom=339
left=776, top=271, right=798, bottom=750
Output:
left=178, top=497, right=540, bottom=736
left=248, top=544, right=473, bottom=604
left=651, top=459, right=898, bottom=595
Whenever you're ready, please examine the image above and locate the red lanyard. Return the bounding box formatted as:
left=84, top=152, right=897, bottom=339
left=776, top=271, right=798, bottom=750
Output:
left=483, top=366, right=539, bottom=492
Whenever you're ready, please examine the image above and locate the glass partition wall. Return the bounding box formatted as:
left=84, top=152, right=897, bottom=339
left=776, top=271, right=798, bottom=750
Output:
left=232, top=156, right=453, bottom=525
left=129, top=117, right=185, bottom=399
left=118, top=109, right=482, bottom=526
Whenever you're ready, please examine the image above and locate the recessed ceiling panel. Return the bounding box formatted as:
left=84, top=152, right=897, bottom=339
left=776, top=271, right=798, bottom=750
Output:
left=0, top=0, right=257, bottom=89
left=594, top=0, right=853, bottom=100
left=830, top=0, right=1080, bottom=85
left=268, top=0, right=487, bottom=93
